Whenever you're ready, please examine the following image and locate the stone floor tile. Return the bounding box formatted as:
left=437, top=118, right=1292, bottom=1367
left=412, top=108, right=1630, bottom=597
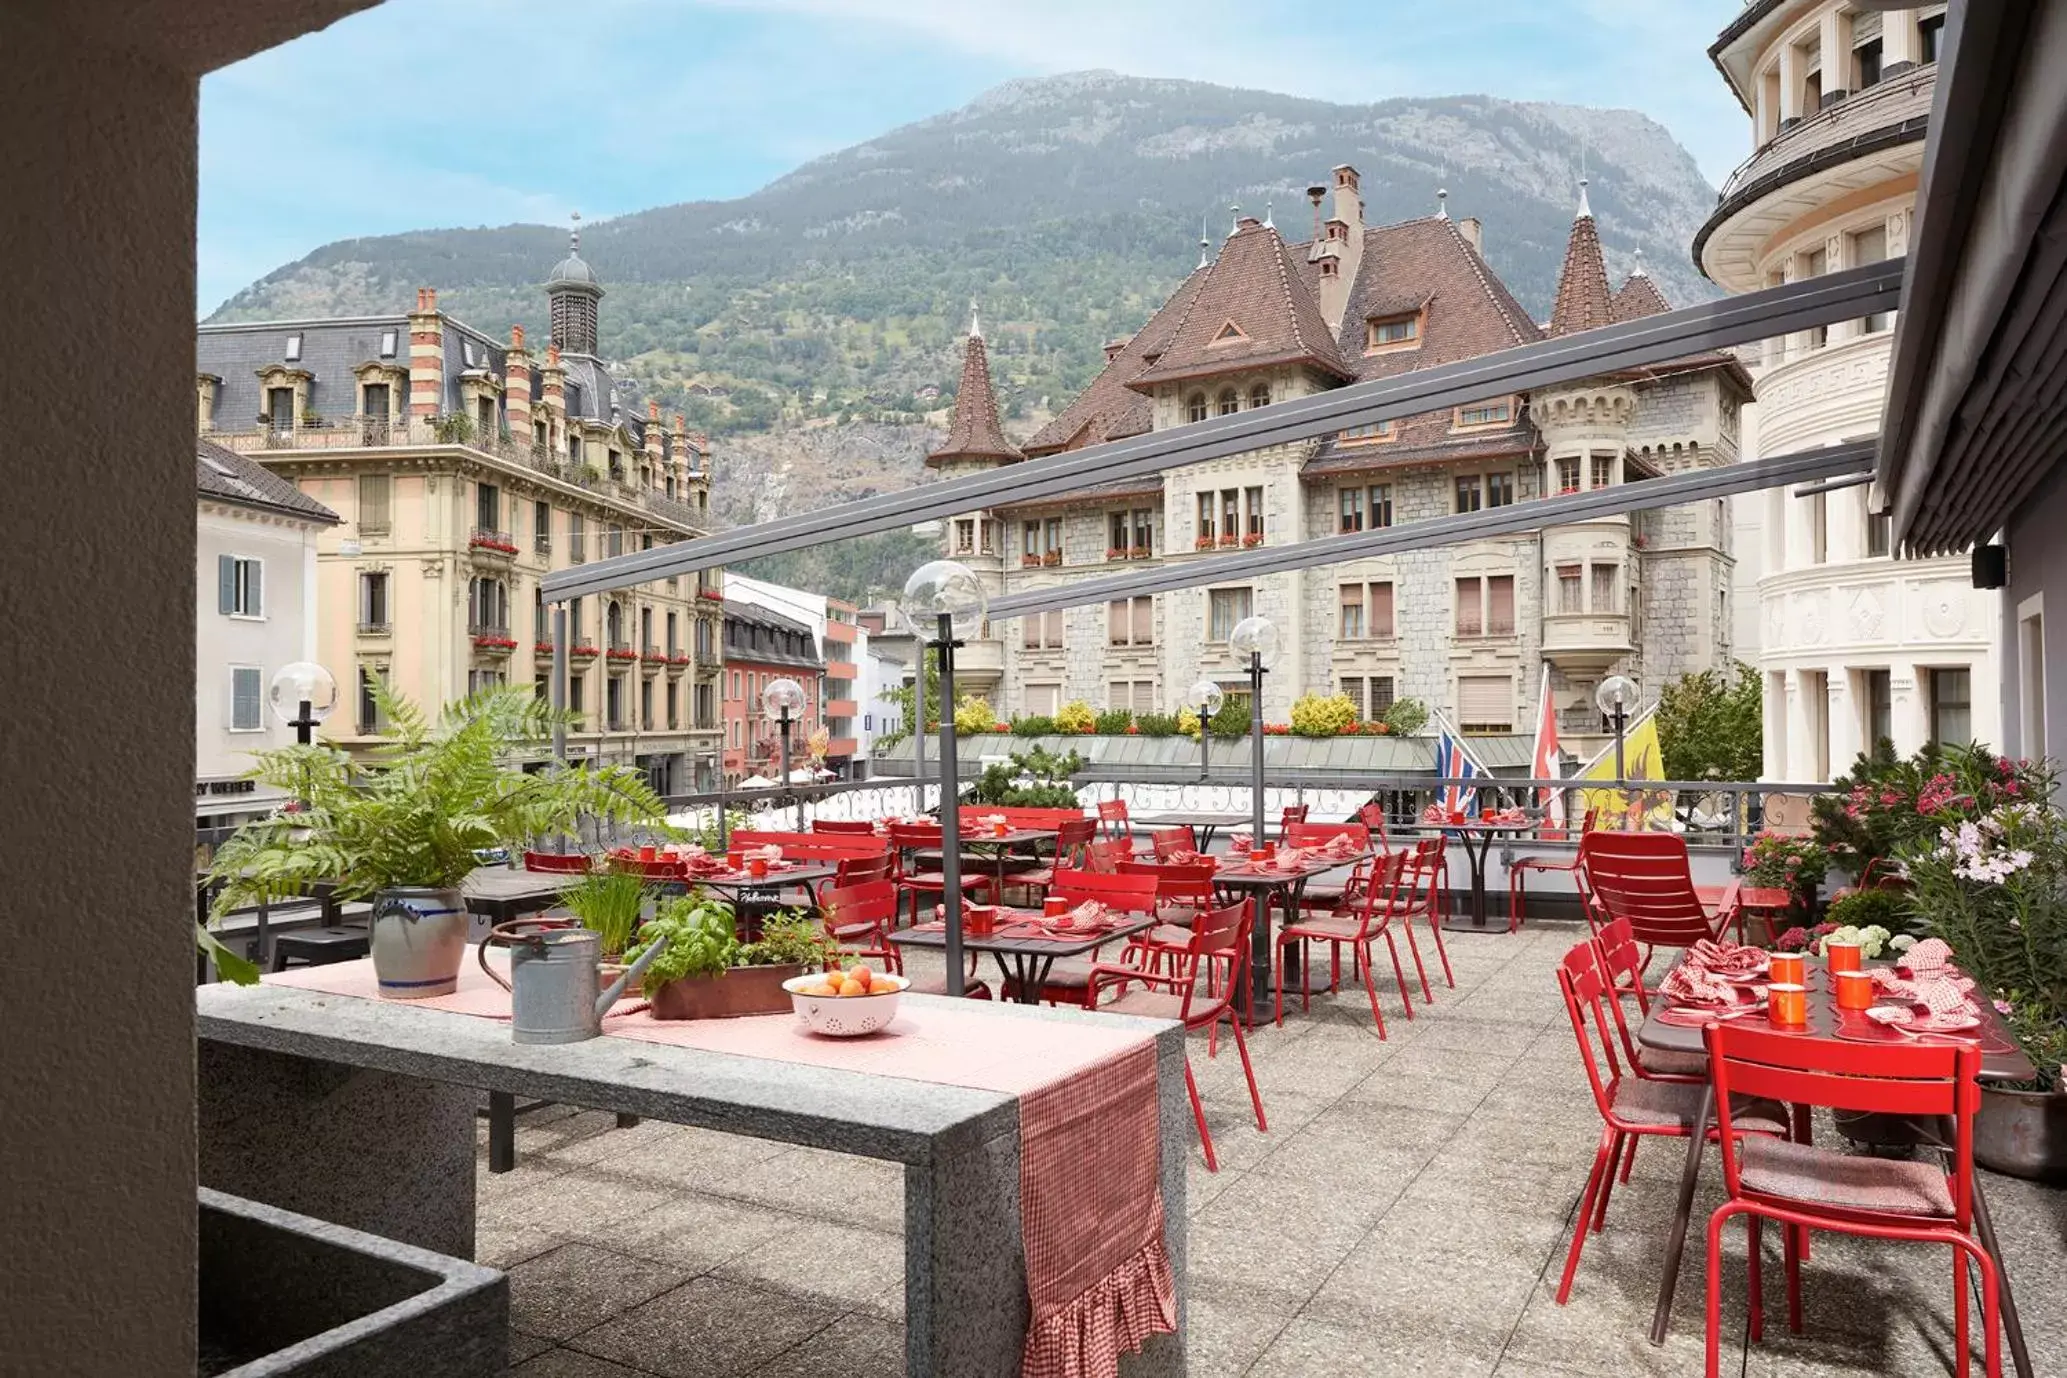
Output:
left=508, top=1348, right=653, bottom=1378
left=1183, top=1293, right=1294, bottom=1376
left=507, top=1242, right=695, bottom=1343
left=479, top=1218, right=565, bottom=1271
left=711, top=1146, right=903, bottom=1226
left=1246, top=1133, right=1431, bottom=1205
left=508, top=1328, right=557, bottom=1366
left=604, top=1191, right=797, bottom=1275
left=1186, top=1218, right=1365, bottom=1314
left=713, top=1220, right=908, bottom=1320
left=1247, top=1315, right=1502, bottom=1377
left=570, top=1276, right=841, bottom=1378
left=499, top=1172, right=678, bottom=1239
left=748, top=1313, right=906, bottom=1378
left=1301, top=1240, right=1541, bottom=1353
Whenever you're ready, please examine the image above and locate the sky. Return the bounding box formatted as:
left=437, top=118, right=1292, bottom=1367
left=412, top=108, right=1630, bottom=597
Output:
left=198, top=0, right=1745, bottom=314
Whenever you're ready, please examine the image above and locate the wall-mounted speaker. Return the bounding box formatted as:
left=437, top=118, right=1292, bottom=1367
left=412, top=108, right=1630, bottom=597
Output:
left=1973, top=544, right=2008, bottom=590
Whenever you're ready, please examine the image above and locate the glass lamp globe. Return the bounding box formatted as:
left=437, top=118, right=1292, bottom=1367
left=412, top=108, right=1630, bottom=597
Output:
left=1187, top=678, right=1225, bottom=717
left=1228, top=615, right=1280, bottom=669
left=1595, top=674, right=1639, bottom=717
left=902, top=560, right=987, bottom=642
left=268, top=661, right=338, bottom=724
left=762, top=677, right=806, bottom=720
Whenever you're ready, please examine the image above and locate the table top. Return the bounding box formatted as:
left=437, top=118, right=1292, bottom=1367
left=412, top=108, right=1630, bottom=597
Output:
left=687, top=861, right=841, bottom=890
left=1431, top=819, right=1537, bottom=834
left=1128, top=810, right=1255, bottom=829
left=1635, top=960, right=2035, bottom=1082
left=950, top=827, right=1059, bottom=846
left=461, top=868, right=576, bottom=902
left=890, top=912, right=1159, bottom=959
left=1210, top=853, right=1367, bottom=889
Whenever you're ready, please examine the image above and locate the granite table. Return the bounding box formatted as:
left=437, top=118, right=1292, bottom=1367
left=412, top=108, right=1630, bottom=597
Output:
left=197, top=982, right=1190, bottom=1377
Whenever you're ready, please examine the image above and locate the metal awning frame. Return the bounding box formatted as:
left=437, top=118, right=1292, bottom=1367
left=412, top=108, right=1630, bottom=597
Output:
left=542, top=260, right=1907, bottom=604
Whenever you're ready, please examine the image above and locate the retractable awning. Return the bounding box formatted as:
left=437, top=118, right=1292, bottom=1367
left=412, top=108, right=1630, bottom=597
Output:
left=542, top=262, right=1904, bottom=604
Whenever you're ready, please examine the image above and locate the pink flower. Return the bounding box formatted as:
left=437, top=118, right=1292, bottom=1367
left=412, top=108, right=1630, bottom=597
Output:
left=1994, top=999, right=2014, bottom=1015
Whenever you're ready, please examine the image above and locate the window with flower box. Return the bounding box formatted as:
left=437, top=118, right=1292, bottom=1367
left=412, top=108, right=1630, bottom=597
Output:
left=1592, top=454, right=1615, bottom=489
left=1555, top=457, right=1580, bottom=495
left=1196, top=493, right=1216, bottom=545
left=1208, top=587, right=1253, bottom=642
left=1339, top=582, right=1394, bottom=640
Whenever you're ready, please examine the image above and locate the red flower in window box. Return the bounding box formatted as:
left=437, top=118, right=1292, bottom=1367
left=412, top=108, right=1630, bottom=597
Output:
left=471, top=634, right=517, bottom=652
left=1021, top=553, right=1042, bottom=568
left=1042, top=550, right=1062, bottom=567
left=534, top=642, right=556, bottom=656
left=1217, top=534, right=1239, bottom=548
left=696, top=587, right=724, bottom=601
left=570, top=644, right=600, bottom=658
left=1262, top=723, right=1291, bottom=736
left=606, top=647, right=638, bottom=662
left=1194, top=535, right=1214, bottom=551
left=1241, top=532, right=1264, bottom=548
left=1129, top=545, right=1152, bottom=559
left=1106, top=546, right=1126, bottom=561
left=669, top=652, right=693, bottom=665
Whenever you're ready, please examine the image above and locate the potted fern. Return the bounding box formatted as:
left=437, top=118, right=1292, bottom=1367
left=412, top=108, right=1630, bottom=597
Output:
left=205, top=681, right=672, bottom=998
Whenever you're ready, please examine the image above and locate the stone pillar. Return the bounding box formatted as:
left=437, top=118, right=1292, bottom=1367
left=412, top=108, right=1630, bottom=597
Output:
left=1784, top=670, right=1815, bottom=780
left=504, top=324, right=531, bottom=441
left=1778, top=39, right=1804, bottom=124
left=1884, top=7, right=1920, bottom=73
left=408, top=287, right=444, bottom=425
left=1753, top=74, right=1772, bottom=148
left=1894, top=665, right=1931, bottom=757
left=645, top=400, right=665, bottom=489
left=1819, top=7, right=1851, bottom=105
left=1827, top=671, right=1861, bottom=776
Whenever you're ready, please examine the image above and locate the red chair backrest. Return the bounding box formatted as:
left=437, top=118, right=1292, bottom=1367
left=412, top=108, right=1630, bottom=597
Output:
left=524, top=850, right=592, bottom=875
left=1355, top=803, right=1392, bottom=850
left=609, top=856, right=687, bottom=881
left=1052, top=816, right=1098, bottom=858
left=1096, top=798, right=1131, bottom=841
left=1555, top=940, right=1627, bottom=1123
left=1342, top=850, right=1413, bottom=933
left=731, top=829, right=887, bottom=860
left=1396, top=836, right=1446, bottom=912
left=1279, top=804, right=1309, bottom=830
left=1706, top=1023, right=1979, bottom=1222
left=833, top=854, right=891, bottom=885
left=1591, top=915, right=1649, bottom=1006
left=1119, top=859, right=1216, bottom=908
left=1284, top=821, right=1369, bottom=852
left=990, top=805, right=1086, bottom=829
left=1540, top=803, right=1601, bottom=844
left=1085, top=839, right=1127, bottom=873
left=1174, top=899, right=1253, bottom=1023
left=1149, top=826, right=1197, bottom=860
left=1577, top=831, right=1720, bottom=949
left=817, top=878, right=898, bottom=940
left=812, top=819, right=876, bottom=835
left=1048, top=867, right=1158, bottom=915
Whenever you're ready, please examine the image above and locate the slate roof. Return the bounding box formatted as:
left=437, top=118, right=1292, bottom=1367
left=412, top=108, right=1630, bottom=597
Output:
left=1610, top=269, right=1673, bottom=323
left=1129, top=219, right=1352, bottom=389
left=195, top=438, right=339, bottom=523
left=927, top=333, right=1023, bottom=467
left=1546, top=204, right=1616, bottom=337
left=1022, top=265, right=1211, bottom=457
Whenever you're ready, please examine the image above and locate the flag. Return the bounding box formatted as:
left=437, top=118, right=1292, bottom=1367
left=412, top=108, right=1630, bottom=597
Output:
left=1529, top=664, right=1567, bottom=834
left=1575, top=704, right=1673, bottom=831
left=1432, top=714, right=1486, bottom=815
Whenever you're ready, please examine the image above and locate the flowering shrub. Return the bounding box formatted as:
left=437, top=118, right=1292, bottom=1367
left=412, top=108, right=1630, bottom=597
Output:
left=952, top=694, right=996, bottom=735
left=1741, top=831, right=1829, bottom=899
left=1289, top=692, right=1359, bottom=739
left=1176, top=707, right=1201, bottom=740
left=1813, top=741, right=2047, bottom=876
left=1052, top=700, right=1097, bottom=735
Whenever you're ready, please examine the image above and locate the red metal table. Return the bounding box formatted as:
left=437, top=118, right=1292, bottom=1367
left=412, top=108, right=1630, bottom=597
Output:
left=1436, top=821, right=1536, bottom=932
left=1211, top=853, right=1368, bottom=1027
left=889, top=911, right=1158, bottom=1004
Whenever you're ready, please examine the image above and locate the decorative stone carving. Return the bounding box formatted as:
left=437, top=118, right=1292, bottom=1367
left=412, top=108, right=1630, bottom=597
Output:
left=1847, top=586, right=1885, bottom=641
left=1921, top=582, right=1967, bottom=638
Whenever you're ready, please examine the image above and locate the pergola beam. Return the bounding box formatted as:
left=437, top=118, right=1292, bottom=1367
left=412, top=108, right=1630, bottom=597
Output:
left=986, top=441, right=1880, bottom=618
left=542, top=261, right=1905, bottom=604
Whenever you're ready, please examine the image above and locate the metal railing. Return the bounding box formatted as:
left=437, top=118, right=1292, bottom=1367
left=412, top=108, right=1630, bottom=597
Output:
left=1715, top=63, right=1937, bottom=205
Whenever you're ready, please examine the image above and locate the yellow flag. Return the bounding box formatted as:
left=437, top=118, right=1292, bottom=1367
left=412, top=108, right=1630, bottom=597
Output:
left=1576, top=707, right=1675, bottom=831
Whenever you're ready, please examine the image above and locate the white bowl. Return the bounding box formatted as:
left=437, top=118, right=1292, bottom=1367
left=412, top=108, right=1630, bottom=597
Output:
left=781, top=972, right=908, bottom=1037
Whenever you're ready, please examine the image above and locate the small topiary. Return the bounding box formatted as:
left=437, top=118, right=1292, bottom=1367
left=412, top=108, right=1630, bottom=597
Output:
left=1012, top=715, right=1056, bottom=738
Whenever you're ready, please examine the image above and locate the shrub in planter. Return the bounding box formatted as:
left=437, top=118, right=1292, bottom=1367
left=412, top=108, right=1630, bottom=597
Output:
left=1052, top=700, right=1097, bottom=735
left=1290, top=692, right=1358, bottom=738
left=1094, top=708, right=1134, bottom=734
left=1823, top=886, right=1916, bottom=939
left=1012, top=715, right=1056, bottom=738
left=1135, top=711, right=1178, bottom=738
left=1382, top=697, right=1430, bottom=736
left=952, top=694, right=996, bottom=735
left=1175, top=707, right=1201, bottom=740
left=1208, top=699, right=1249, bottom=742
left=1741, top=831, right=1830, bottom=905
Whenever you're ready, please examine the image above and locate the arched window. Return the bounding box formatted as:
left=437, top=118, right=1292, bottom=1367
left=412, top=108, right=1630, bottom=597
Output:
left=1217, top=388, right=1239, bottom=416
left=1249, top=383, right=1271, bottom=410
left=1186, top=392, right=1208, bottom=424
left=606, top=599, right=624, bottom=646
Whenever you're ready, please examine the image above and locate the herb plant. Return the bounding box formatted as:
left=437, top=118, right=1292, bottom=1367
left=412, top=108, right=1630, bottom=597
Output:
left=736, top=909, right=832, bottom=968
left=560, top=868, right=653, bottom=959
left=628, top=892, right=740, bottom=987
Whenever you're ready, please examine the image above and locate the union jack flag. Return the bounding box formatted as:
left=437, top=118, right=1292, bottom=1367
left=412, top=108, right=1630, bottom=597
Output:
left=1434, top=725, right=1482, bottom=815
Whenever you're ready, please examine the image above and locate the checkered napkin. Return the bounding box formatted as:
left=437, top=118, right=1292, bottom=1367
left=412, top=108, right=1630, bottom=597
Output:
left=1312, top=832, right=1362, bottom=862
left=1683, top=939, right=1768, bottom=979
left=1660, top=961, right=1758, bottom=1007
left=1018, top=1041, right=1176, bottom=1378
left=1871, top=939, right=1974, bottom=1016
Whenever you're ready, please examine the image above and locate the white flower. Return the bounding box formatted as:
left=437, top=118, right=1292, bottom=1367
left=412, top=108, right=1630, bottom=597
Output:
left=1891, top=934, right=1917, bottom=952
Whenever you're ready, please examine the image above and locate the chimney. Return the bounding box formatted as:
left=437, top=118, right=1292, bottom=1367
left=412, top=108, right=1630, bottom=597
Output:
left=538, top=343, right=566, bottom=456
left=407, top=286, right=444, bottom=422
left=1458, top=217, right=1484, bottom=255
left=1103, top=335, right=1132, bottom=363
left=644, top=399, right=665, bottom=486
left=1318, top=166, right=1365, bottom=333
left=504, top=324, right=532, bottom=439
left=1306, top=185, right=1326, bottom=246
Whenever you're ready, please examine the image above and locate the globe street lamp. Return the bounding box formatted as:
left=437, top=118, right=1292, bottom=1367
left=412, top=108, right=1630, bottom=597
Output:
left=904, top=560, right=987, bottom=996
left=268, top=661, right=337, bottom=746
left=1188, top=678, right=1224, bottom=782
left=1227, top=616, right=1279, bottom=847
left=1596, top=674, right=1639, bottom=785
left=763, top=677, right=807, bottom=829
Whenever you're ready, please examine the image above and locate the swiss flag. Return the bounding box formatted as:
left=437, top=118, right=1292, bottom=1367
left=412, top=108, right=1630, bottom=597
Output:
left=1530, top=664, right=1567, bottom=835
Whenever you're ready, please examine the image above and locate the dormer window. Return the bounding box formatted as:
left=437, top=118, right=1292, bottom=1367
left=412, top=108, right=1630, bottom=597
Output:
left=1341, top=419, right=1395, bottom=444
left=1365, top=313, right=1419, bottom=350
left=1249, top=384, right=1271, bottom=410
left=1209, top=319, right=1248, bottom=346
left=379, top=330, right=398, bottom=359
left=283, top=333, right=302, bottom=362
left=1319, top=260, right=1339, bottom=279
left=1217, top=388, right=1240, bottom=417
left=1326, top=221, right=1346, bottom=242
left=1455, top=398, right=1514, bottom=428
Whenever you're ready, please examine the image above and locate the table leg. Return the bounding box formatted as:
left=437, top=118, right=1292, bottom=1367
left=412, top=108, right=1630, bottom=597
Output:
left=488, top=1091, right=516, bottom=1175
left=1442, top=832, right=1495, bottom=932
left=1969, top=1172, right=2034, bottom=1378
left=1239, top=887, right=1279, bottom=1027
left=1651, top=1083, right=1713, bottom=1345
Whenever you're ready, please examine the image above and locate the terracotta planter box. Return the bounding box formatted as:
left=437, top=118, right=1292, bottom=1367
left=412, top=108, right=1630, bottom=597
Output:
left=646, top=963, right=809, bottom=1020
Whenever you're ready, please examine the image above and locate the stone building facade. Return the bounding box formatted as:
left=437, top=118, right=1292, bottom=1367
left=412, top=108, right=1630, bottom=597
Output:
left=196, top=234, right=725, bottom=793
left=1700, top=1, right=1996, bottom=779
left=931, top=166, right=1751, bottom=759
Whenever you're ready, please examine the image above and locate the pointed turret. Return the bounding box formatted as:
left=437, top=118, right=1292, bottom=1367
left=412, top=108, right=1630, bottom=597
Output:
left=1610, top=248, right=1672, bottom=322
left=925, top=303, right=1022, bottom=470
left=547, top=211, right=604, bottom=355
left=1547, top=179, right=1614, bottom=336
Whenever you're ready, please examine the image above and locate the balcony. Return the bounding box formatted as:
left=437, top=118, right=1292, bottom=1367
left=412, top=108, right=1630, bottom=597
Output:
left=605, top=642, right=638, bottom=666
left=354, top=620, right=390, bottom=639
left=824, top=698, right=859, bottom=719
left=823, top=659, right=858, bottom=682
left=823, top=737, right=859, bottom=758
left=568, top=642, right=600, bottom=662
left=468, top=628, right=517, bottom=657
left=467, top=528, right=516, bottom=562
left=666, top=650, right=692, bottom=674
left=640, top=645, right=665, bottom=675
left=1541, top=612, right=1634, bottom=673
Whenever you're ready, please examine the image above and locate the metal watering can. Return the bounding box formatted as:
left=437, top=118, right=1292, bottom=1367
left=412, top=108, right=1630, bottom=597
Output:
left=478, top=918, right=669, bottom=1044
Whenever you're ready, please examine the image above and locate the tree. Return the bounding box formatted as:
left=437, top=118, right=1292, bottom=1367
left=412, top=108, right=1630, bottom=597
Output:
left=874, top=646, right=939, bottom=752
left=1655, top=661, right=1763, bottom=782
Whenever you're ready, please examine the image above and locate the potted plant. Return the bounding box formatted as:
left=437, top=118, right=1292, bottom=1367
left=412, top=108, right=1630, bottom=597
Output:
left=1740, top=830, right=1830, bottom=918
left=629, top=895, right=828, bottom=1019
left=557, top=868, right=652, bottom=978
left=203, top=681, right=670, bottom=995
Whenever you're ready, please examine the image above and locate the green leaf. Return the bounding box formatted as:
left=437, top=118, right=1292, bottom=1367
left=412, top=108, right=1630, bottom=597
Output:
left=197, top=923, right=262, bottom=985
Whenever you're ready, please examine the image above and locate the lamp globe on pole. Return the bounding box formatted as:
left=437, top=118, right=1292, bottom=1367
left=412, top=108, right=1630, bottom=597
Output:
left=1595, top=674, right=1639, bottom=785
left=1226, top=615, right=1277, bottom=859
left=763, top=677, right=807, bottom=826
left=268, top=661, right=337, bottom=746
left=1187, top=678, right=1224, bottom=783
left=901, top=560, right=986, bottom=997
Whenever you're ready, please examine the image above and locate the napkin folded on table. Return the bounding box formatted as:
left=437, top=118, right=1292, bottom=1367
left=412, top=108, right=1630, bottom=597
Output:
left=1682, top=939, right=1769, bottom=977
left=1660, top=962, right=1760, bottom=1007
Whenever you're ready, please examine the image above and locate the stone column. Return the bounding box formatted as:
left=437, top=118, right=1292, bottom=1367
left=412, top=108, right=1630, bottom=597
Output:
left=1884, top=7, right=1920, bottom=74
left=1778, top=39, right=1804, bottom=124
left=1819, top=7, right=1852, bottom=105
left=1784, top=670, right=1815, bottom=780
left=1827, top=671, right=1861, bottom=777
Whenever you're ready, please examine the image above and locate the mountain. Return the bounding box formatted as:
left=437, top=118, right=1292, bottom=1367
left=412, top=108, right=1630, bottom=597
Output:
left=209, top=71, right=1720, bottom=598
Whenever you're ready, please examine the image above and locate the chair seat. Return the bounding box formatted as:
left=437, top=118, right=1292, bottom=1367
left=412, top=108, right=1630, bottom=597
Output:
left=904, top=973, right=992, bottom=999
left=1040, top=956, right=1095, bottom=989
left=899, top=873, right=992, bottom=892
left=1283, top=913, right=1364, bottom=943
left=1102, top=989, right=1188, bottom=1021
left=1739, top=1136, right=1956, bottom=1217
left=827, top=920, right=881, bottom=942
left=1638, top=1047, right=1710, bottom=1078
left=1012, top=866, right=1055, bottom=887
left=1297, top=881, right=1351, bottom=906
left=1136, top=922, right=1193, bottom=949
left=1610, top=1079, right=1789, bottom=1136
left=1511, top=853, right=1580, bottom=873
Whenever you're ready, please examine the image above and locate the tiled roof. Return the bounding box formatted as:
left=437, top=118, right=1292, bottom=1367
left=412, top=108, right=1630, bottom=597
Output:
left=1129, top=219, right=1352, bottom=390
left=926, top=333, right=1023, bottom=467
left=1610, top=270, right=1672, bottom=323
left=1021, top=266, right=1209, bottom=457
left=1303, top=428, right=1537, bottom=478
left=992, top=476, right=1165, bottom=513
left=195, top=438, right=339, bottom=523
left=1547, top=208, right=1615, bottom=337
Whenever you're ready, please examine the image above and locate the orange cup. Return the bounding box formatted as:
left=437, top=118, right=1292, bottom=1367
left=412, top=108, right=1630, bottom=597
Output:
left=748, top=857, right=769, bottom=878
left=1044, top=897, right=1069, bottom=918
left=993, top=820, right=1009, bottom=838
left=1825, top=940, right=1863, bottom=975
left=1834, top=969, right=1875, bottom=1011
left=638, top=844, right=657, bottom=862
left=1768, top=952, right=1806, bottom=986
left=966, top=905, right=996, bottom=936
left=726, top=850, right=744, bottom=871
left=1768, top=983, right=1808, bottom=1027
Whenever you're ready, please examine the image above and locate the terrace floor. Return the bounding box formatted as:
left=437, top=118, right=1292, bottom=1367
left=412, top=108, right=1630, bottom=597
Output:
left=477, top=922, right=2067, bottom=1377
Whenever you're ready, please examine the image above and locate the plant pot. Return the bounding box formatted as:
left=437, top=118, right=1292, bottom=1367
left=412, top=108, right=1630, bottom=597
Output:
left=646, top=962, right=809, bottom=1020
left=1976, top=1085, right=2067, bottom=1182
left=369, top=887, right=469, bottom=999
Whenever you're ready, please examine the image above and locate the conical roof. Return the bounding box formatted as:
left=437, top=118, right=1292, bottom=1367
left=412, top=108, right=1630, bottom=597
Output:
left=1610, top=267, right=1672, bottom=322
left=1129, top=218, right=1352, bottom=389
left=1547, top=184, right=1614, bottom=337
left=926, top=329, right=1022, bottom=467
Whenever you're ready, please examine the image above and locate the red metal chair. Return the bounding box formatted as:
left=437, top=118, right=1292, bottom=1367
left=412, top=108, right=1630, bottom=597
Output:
left=1282, top=821, right=1371, bottom=914
left=1085, top=899, right=1267, bottom=1172
left=1702, top=1025, right=1997, bottom=1378
left=1277, top=803, right=1309, bottom=836
left=1506, top=805, right=1599, bottom=933
left=1035, top=869, right=1160, bottom=1007
left=1389, top=836, right=1455, bottom=996
left=523, top=850, right=592, bottom=874
left=1274, top=849, right=1416, bottom=1037
left=1096, top=798, right=1136, bottom=852
left=1117, top=860, right=1218, bottom=974
left=1590, top=915, right=1709, bottom=1084
left=816, top=878, right=989, bottom=996
left=1149, top=826, right=1197, bottom=861
left=813, top=853, right=892, bottom=909
left=1577, top=831, right=1742, bottom=968
left=886, top=822, right=997, bottom=927
left=1356, top=801, right=1392, bottom=850
left=1553, top=940, right=1790, bottom=1305
left=1002, top=816, right=1097, bottom=902
left=1085, top=838, right=1127, bottom=874
left=811, top=819, right=877, bottom=835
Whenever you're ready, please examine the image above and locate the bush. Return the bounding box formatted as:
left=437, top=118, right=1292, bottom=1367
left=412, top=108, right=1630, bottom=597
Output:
left=1741, top=831, right=1830, bottom=899
left=1011, top=715, right=1055, bottom=738
left=953, top=695, right=995, bottom=735
left=1290, top=692, right=1358, bottom=738
left=1824, top=886, right=1916, bottom=937
left=1135, top=711, right=1179, bottom=738
left=967, top=745, right=1086, bottom=808
left=1382, top=698, right=1430, bottom=736
left=1208, top=698, right=1250, bottom=741
left=1094, top=708, right=1134, bottom=734
left=1053, top=700, right=1097, bottom=734
left=1175, top=707, right=1201, bottom=740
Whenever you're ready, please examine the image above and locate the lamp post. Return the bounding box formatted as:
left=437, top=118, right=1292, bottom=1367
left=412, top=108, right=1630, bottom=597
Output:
left=904, top=560, right=987, bottom=997
left=1188, top=678, right=1224, bottom=782
left=1227, top=616, right=1279, bottom=847
left=267, top=661, right=337, bottom=747
left=1596, top=674, right=1638, bottom=786
left=763, top=677, right=806, bottom=829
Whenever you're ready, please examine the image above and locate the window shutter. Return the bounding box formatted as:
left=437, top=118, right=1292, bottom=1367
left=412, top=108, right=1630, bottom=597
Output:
left=1046, top=610, right=1064, bottom=645
left=1132, top=597, right=1154, bottom=644
left=1371, top=582, right=1395, bottom=638
left=248, top=560, right=263, bottom=617
left=1133, top=682, right=1156, bottom=714
left=1107, top=600, right=1126, bottom=645
left=1340, top=678, right=1366, bottom=717
left=1458, top=676, right=1511, bottom=728
left=1488, top=575, right=1514, bottom=633
left=218, top=555, right=235, bottom=614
